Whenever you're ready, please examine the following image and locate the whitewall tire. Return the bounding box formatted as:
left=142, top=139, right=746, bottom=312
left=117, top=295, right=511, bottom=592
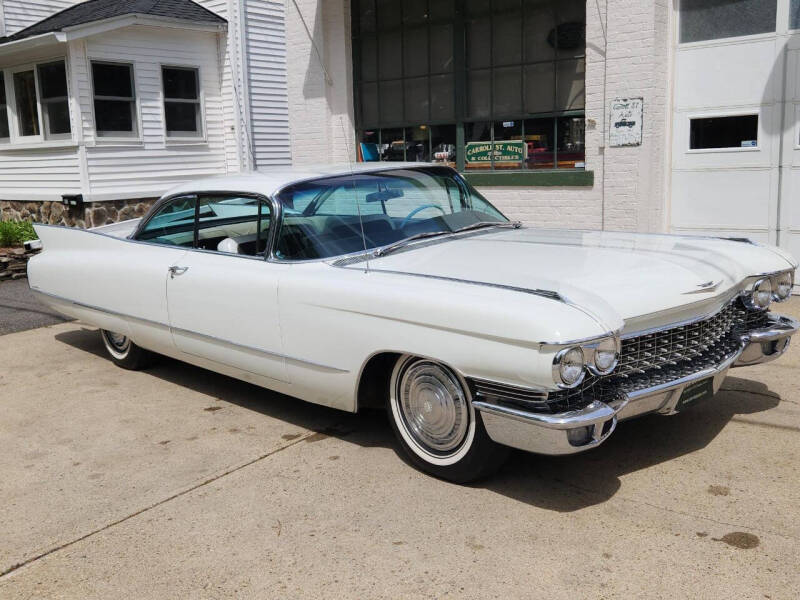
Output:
left=387, top=355, right=509, bottom=483
left=100, top=330, right=155, bottom=370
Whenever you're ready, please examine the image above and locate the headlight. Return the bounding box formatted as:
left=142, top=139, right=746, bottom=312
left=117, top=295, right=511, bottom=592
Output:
left=745, top=278, right=772, bottom=310
left=553, top=346, right=585, bottom=388
left=773, top=271, right=793, bottom=301
left=589, top=336, right=620, bottom=375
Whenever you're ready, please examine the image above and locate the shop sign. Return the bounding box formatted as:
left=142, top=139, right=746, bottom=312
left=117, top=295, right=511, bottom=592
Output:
left=465, top=140, right=527, bottom=163
left=609, top=97, right=643, bottom=147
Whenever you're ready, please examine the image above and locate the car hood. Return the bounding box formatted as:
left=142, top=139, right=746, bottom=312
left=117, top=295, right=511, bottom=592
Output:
left=360, top=228, right=797, bottom=332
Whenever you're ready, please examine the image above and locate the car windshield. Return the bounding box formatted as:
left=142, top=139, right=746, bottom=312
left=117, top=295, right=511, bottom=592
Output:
left=274, top=167, right=508, bottom=260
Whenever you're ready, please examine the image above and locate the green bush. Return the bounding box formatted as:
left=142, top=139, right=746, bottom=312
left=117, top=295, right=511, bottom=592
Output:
left=0, top=220, right=38, bottom=247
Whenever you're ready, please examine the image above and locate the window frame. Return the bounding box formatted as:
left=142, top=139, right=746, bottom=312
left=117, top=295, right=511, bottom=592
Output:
left=89, top=59, right=140, bottom=140
left=686, top=111, right=761, bottom=153
left=160, top=64, right=205, bottom=141
left=352, top=0, right=587, bottom=173
left=0, top=71, right=10, bottom=143
left=0, top=57, right=74, bottom=146
left=133, top=191, right=275, bottom=261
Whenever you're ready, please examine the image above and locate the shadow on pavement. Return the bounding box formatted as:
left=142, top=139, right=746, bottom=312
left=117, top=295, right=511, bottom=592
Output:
left=55, top=327, right=782, bottom=513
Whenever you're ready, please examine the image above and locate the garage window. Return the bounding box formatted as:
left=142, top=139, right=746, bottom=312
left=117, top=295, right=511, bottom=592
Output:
left=92, top=62, right=137, bottom=137
left=689, top=114, right=758, bottom=150
left=680, top=0, right=777, bottom=43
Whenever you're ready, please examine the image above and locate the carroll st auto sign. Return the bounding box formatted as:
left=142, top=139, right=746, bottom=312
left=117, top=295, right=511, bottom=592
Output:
left=465, top=140, right=526, bottom=164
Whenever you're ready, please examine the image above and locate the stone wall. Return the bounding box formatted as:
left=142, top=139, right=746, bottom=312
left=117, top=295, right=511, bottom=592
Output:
left=0, top=199, right=156, bottom=229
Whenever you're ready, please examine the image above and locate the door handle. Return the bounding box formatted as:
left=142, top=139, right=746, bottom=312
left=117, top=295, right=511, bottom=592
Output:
left=168, top=266, right=189, bottom=279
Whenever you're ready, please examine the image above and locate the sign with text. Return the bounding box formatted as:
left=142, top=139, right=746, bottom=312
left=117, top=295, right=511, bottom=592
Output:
left=465, top=140, right=527, bottom=164
left=609, top=97, right=643, bottom=147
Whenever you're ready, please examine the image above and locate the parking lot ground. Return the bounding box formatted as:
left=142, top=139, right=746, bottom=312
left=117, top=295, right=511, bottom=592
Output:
left=0, top=279, right=68, bottom=335
left=0, top=301, right=799, bottom=599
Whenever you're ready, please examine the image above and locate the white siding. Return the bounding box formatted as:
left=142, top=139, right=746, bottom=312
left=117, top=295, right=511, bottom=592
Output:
left=0, top=149, right=81, bottom=201
left=197, top=0, right=245, bottom=171
left=1, top=0, right=79, bottom=35
left=81, top=26, right=228, bottom=199
left=244, top=0, right=291, bottom=167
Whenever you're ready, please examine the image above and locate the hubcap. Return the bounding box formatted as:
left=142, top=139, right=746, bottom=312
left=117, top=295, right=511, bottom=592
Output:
left=397, top=360, right=469, bottom=455
left=104, top=331, right=130, bottom=353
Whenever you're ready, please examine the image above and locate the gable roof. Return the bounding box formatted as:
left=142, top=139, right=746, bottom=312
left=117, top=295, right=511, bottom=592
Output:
left=0, top=0, right=226, bottom=45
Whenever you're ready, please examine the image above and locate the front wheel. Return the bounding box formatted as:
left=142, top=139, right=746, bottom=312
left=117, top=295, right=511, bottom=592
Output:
left=387, top=355, right=509, bottom=483
left=100, top=330, right=156, bottom=370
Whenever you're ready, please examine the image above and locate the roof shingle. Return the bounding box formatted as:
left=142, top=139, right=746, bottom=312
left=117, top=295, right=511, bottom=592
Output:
left=0, top=0, right=226, bottom=45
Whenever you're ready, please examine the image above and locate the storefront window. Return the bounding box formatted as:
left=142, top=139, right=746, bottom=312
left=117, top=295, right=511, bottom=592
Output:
left=353, top=0, right=586, bottom=172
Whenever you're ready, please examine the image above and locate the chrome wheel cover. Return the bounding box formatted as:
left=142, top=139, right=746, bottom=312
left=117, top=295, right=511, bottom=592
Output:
left=103, top=331, right=130, bottom=353
left=396, top=360, right=470, bottom=455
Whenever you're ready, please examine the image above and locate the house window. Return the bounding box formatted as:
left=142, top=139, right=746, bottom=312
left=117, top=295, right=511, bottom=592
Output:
left=162, top=66, right=201, bottom=138
left=92, top=62, right=137, bottom=137
left=37, top=61, right=71, bottom=139
left=679, top=0, right=777, bottom=44
left=0, top=73, right=9, bottom=141
left=353, top=0, right=586, bottom=172
left=791, top=0, right=800, bottom=29
left=689, top=114, right=759, bottom=149
left=13, top=69, right=40, bottom=137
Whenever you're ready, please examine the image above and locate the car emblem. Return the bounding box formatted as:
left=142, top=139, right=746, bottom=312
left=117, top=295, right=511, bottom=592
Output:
left=684, top=280, right=722, bottom=294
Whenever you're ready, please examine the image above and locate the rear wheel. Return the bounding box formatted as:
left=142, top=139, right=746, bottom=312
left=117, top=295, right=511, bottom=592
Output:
left=100, top=330, right=155, bottom=370
left=387, top=355, right=509, bottom=483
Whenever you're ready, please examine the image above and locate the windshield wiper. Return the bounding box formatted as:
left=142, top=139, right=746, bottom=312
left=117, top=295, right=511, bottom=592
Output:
left=454, top=220, right=522, bottom=234
left=374, top=230, right=452, bottom=257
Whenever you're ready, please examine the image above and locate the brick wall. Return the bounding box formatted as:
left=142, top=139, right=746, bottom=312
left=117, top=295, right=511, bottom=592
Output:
left=284, top=0, right=673, bottom=233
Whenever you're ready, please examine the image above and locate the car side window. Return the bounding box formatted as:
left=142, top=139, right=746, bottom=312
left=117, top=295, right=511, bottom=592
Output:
left=195, top=195, right=271, bottom=256
left=136, top=195, right=198, bottom=246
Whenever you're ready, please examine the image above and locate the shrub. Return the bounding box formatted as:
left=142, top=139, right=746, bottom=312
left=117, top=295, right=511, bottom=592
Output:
left=0, top=220, right=38, bottom=247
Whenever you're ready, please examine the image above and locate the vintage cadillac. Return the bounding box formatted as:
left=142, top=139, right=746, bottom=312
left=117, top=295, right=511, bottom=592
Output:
left=28, top=164, right=798, bottom=482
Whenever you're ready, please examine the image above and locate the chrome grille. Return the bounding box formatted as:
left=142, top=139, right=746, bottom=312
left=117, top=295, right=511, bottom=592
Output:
left=616, top=301, right=742, bottom=376
left=470, top=378, right=549, bottom=411
left=546, top=298, right=770, bottom=414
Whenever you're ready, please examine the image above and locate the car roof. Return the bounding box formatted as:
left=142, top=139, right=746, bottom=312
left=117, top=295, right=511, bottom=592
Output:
left=161, top=162, right=438, bottom=199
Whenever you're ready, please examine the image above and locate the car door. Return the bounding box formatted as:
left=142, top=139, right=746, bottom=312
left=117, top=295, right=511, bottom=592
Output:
left=165, top=193, right=290, bottom=383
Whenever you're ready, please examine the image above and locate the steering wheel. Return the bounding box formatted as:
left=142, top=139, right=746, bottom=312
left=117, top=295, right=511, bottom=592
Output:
left=400, top=204, right=447, bottom=228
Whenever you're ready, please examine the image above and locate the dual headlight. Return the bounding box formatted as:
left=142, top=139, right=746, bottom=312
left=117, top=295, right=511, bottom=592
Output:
left=744, top=271, right=794, bottom=310
left=553, top=336, right=620, bottom=388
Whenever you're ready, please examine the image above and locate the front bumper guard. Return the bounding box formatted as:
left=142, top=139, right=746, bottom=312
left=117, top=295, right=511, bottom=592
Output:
left=475, top=313, right=799, bottom=456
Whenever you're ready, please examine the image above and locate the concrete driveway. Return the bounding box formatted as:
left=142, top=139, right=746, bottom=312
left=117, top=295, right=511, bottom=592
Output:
left=1, top=302, right=799, bottom=599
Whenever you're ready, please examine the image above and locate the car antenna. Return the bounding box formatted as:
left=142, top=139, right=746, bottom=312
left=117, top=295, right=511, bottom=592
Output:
left=337, top=114, right=370, bottom=274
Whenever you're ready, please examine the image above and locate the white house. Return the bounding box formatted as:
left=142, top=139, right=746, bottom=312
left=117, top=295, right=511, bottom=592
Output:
left=0, top=0, right=290, bottom=226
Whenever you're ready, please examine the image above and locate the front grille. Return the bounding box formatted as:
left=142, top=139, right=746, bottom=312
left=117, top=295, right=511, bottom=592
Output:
left=546, top=297, right=770, bottom=413
left=471, top=378, right=549, bottom=412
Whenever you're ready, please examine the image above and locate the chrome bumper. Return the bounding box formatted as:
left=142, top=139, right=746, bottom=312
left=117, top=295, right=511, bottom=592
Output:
left=475, top=313, right=799, bottom=456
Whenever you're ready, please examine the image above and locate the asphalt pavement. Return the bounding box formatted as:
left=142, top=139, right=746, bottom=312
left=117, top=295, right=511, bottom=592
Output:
left=0, top=279, right=69, bottom=335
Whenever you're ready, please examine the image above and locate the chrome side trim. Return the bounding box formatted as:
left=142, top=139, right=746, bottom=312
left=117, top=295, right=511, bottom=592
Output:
left=30, top=288, right=349, bottom=373
left=30, top=288, right=171, bottom=328
left=360, top=268, right=565, bottom=302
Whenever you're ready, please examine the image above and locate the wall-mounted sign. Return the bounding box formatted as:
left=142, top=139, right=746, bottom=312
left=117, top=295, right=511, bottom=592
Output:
left=609, top=97, right=643, bottom=147
left=465, top=140, right=527, bottom=164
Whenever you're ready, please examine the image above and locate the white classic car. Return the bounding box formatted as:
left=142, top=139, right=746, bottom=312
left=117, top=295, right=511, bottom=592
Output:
left=28, top=164, right=798, bottom=482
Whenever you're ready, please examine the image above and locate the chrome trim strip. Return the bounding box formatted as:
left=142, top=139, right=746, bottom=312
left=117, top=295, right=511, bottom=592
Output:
left=30, top=288, right=349, bottom=373
left=359, top=267, right=565, bottom=302
left=30, top=288, right=171, bottom=328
